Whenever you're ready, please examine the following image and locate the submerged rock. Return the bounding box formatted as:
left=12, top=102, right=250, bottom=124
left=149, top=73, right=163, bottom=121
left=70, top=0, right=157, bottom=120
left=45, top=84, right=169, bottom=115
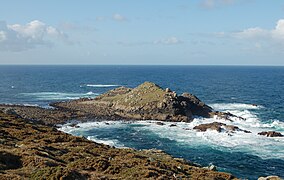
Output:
left=193, top=122, right=251, bottom=133
left=258, top=131, right=283, bottom=137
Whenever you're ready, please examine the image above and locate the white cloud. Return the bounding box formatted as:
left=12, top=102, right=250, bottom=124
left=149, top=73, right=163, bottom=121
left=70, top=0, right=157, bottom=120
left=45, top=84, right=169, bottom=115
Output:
left=201, top=0, right=235, bottom=9
left=233, top=27, right=268, bottom=39
left=112, top=13, right=127, bottom=21
left=0, top=31, right=6, bottom=42
left=272, top=19, right=284, bottom=39
left=0, top=20, right=68, bottom=51
left=233, top=19, right=284, bottom=42
left=154, top=37, right=183, bottom=45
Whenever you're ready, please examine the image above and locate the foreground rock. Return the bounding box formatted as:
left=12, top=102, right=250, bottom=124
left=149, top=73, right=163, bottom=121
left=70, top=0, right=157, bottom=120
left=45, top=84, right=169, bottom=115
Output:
left=0, top=104, right=81, bottom=125
left=193, top=122, right=251, bottom=133
left=258, top=131, right=283, bottom=137
left=52, top=81, right=231, bottom=122
left=0, top=111, right=237, bottom=179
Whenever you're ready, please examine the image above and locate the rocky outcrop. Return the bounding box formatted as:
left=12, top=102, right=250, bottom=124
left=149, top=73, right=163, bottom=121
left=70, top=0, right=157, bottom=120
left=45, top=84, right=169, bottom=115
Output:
left=258, top=131, right=283, bottom=137
left=193, top=122, right=251, bottom=133
left=52, top=81, right=230, bottom=122
left=0, top=82, right=239, bottom=124
left=0, top=111, right=237, bottom=179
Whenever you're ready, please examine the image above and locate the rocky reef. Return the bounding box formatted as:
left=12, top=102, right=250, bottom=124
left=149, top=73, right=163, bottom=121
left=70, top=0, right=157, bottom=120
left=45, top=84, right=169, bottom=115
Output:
left=0, top=111, right=237, bottom=179
left=193, top=122, right=251, bottom=133
left=52, top=81, right=228, bottom=122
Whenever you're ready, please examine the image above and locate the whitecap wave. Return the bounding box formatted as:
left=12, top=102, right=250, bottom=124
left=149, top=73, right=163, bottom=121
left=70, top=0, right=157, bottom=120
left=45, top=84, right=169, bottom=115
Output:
left=133, top=119, right=284, bottom=159
left=210, top=103, right=264, bottom=111
left=21, top=92, right=100, bottom=101
left=85, top=84, right=121, bottom=88
left=87, top=136, right=125, bottom=148
left=2, top=103, right=39, bottom=107
left=59, top=121, right=127, bottom=148
left=58, top=102, right=284, bottom=159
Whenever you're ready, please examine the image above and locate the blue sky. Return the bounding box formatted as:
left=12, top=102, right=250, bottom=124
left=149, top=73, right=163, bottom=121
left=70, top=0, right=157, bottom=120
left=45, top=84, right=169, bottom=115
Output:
left=0, top=0, right=284, bottom=65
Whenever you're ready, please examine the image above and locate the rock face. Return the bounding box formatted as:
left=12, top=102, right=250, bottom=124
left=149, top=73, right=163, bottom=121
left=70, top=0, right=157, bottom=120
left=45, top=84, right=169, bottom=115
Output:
left=0, top=111, right=237, bottom=179
left=52, top=82, right=215, bottom=122
left=258, top=131, right=283, bottom=137
left=193, top=122, right=251, bottom=133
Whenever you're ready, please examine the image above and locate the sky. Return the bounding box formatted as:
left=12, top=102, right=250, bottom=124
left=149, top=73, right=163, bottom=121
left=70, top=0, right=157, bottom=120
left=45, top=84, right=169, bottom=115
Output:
left=0, top=0, right=284, bottom=65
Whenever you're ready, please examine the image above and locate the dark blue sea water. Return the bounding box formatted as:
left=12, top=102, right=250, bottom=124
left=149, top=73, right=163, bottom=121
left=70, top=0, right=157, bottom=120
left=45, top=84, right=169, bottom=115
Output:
left=0, top=65, right=283, bottom=179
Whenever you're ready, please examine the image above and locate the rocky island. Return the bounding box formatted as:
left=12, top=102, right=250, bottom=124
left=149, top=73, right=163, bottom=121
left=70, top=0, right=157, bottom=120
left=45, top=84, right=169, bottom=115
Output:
left=51, top=81, right=231, bottom=122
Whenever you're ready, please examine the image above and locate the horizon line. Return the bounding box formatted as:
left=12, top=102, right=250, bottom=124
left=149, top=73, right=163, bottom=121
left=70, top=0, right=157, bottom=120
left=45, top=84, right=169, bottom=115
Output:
left=0, top=64, right=283, bottom=67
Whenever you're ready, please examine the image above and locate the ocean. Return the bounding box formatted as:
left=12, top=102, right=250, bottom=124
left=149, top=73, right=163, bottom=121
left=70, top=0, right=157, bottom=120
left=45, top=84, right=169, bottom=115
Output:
left=0, top=65, right=283, bottom=179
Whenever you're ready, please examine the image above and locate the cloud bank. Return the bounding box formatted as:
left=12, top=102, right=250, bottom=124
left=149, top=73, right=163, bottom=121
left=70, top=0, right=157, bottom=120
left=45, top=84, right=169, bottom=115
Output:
left=0, top=20, right=67, bottom=51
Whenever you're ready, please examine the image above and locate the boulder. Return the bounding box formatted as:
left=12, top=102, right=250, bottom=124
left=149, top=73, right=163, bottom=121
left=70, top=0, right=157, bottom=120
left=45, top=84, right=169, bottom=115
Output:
left=258, top=131, right=283, bottom=137
left=156, top=122, right=165, bottom=126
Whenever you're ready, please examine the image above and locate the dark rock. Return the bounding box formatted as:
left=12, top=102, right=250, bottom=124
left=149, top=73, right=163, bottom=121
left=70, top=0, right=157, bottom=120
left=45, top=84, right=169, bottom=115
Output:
left=169, top=124, right=177, bottom=127
left=156, top=122, right=165, bottom=126
left=193, top=122, right=251, bottom=133
left=0, top=151, right=22, bottom=170
left=194, top=122, right=223, bottom=132
left=67, top=123, right=80, bottom=128
left=258, top=131, right=283, bottom=137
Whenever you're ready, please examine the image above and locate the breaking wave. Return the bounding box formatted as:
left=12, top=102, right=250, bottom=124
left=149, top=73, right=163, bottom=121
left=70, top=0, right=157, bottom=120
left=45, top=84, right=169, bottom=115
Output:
left=59, top=103, right=284, bottom=160
left=85, top=84, right=121, bottom=88
left=21, top=92, right=99, bottom=101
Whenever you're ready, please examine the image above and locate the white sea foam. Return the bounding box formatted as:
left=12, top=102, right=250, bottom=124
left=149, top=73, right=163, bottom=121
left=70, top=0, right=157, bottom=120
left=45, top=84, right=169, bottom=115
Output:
left=87, top=136, right=125, bottom=148
left=133, top=118, right=284, bottom=159
left=210, top=103, right=264, bottom=111
left=21, top=92, right=99, bottom=101
left=2, top=103, right=39, bottom=107
left=85, top=84, right=121, bottom=88
left=59, top=103, right=284, bottom=159
left=59, top=121, right=127, bottom=148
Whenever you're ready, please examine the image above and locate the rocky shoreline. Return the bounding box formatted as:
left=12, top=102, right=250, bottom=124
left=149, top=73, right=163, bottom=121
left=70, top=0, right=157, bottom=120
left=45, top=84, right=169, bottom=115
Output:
left=0, top=81, right=283, bottom=179
left=0, top=111, right=237, bottom=179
